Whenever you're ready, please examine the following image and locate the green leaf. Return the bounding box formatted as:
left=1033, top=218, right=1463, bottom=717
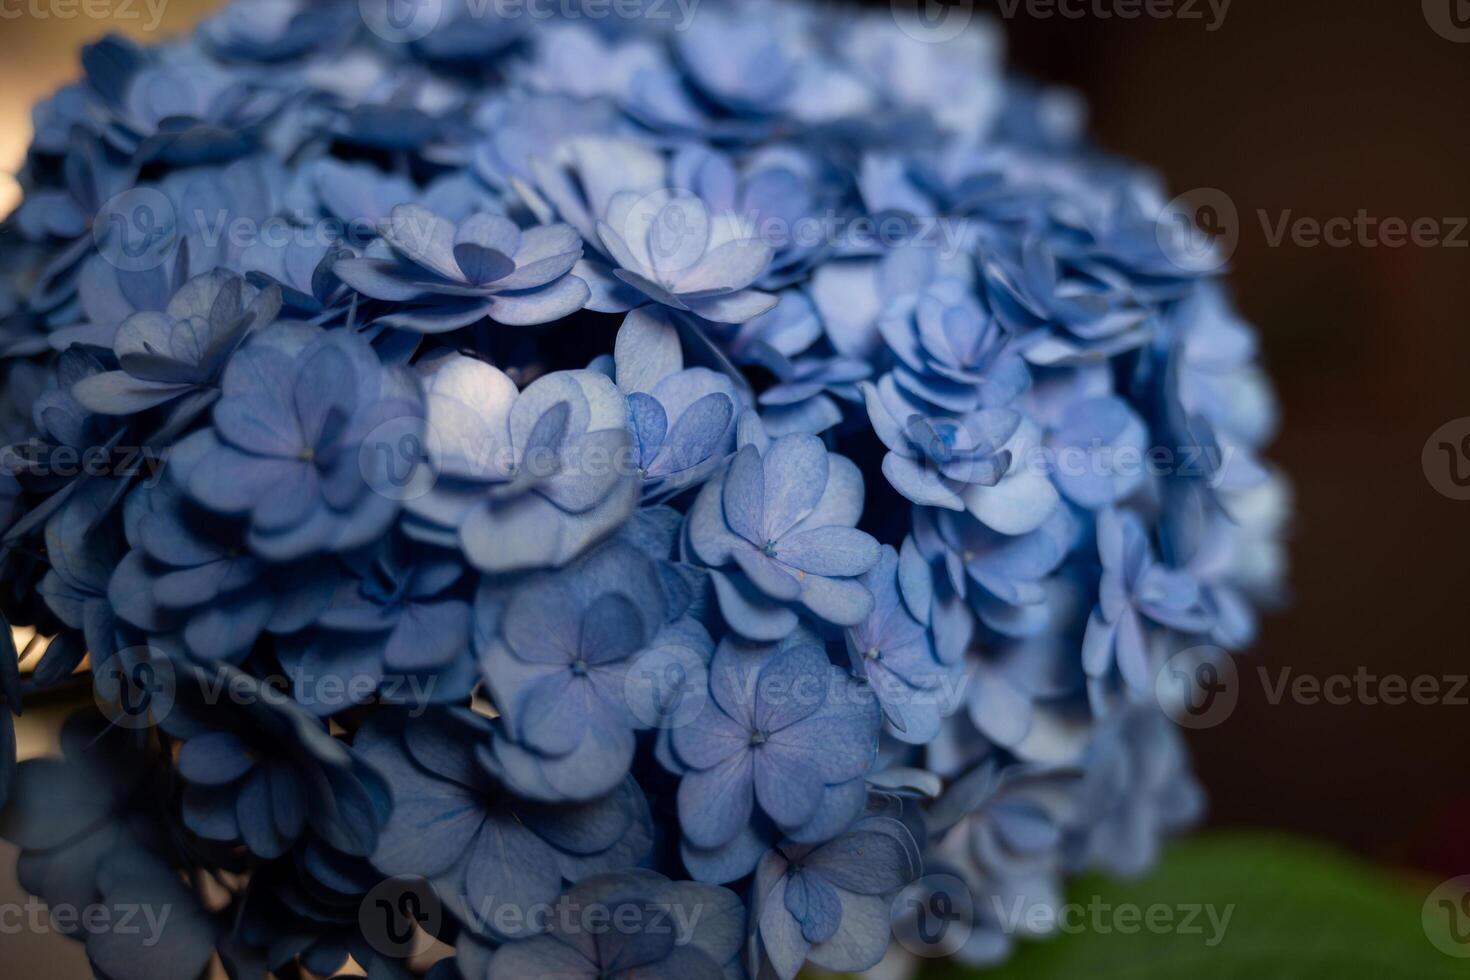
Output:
left=941, top=834, right=1464, bottom=980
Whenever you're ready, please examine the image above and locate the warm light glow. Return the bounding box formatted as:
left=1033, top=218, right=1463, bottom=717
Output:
left=0, top=170, right=18, bottom=222
left=0, top=2, right=213, bottom=218
left=10, top=624, right=37, bottom=665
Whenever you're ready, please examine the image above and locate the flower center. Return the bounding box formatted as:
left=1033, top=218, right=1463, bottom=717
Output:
left=571, top=659, right=589, bottom=676
left=865, top=646, right=882, bottom=661
left=762, top=540, right=779, bottom=558
left=749, top=730, right=770, bottom=746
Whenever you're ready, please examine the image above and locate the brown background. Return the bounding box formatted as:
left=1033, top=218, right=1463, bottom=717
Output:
left=988, top=0, right=1470, bottom=871
left=1, top=0, right=1468, bottom=974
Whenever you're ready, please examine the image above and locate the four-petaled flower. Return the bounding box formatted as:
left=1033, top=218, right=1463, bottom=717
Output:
left=336, top=205, right=589, bottom=332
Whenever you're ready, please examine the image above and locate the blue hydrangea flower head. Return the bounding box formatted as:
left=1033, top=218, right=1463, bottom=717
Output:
left=0, top=4, right=1289, bottom=977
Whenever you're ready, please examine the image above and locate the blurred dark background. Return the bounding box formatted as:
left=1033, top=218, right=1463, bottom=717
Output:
left=983, top=0, right=1470, bottom=873
left=0, top=0, right=1466, bottom=958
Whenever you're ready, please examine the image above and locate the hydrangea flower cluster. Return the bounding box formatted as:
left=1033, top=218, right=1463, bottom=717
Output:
left=0, top=3, right=1288, bottom=979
